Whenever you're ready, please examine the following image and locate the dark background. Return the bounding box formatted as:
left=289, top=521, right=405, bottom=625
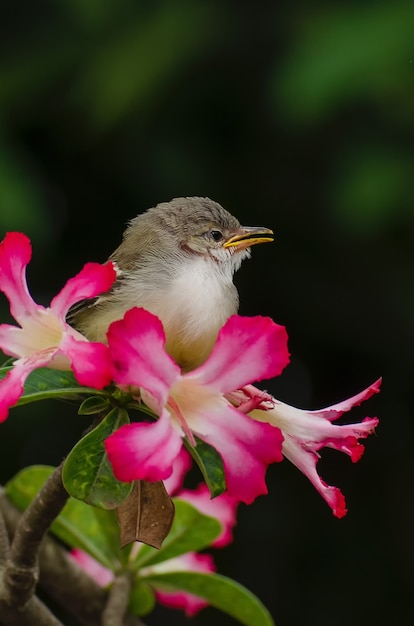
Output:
left=0, top=1, right=413, bottom=625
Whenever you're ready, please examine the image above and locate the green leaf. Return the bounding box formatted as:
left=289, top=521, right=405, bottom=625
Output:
left=185, top=438, right=226, bottom=498
left=134, top=500, right=221, bottom=569
left=62, top=408, right=132, bottom=510
left=5, top=465, right=122, bottom=569
left=143, top=572, right=274, bottom=626
left=78, top=395, right=111, bottom=415
left=129, top=580, right=156, bottom=617
left=0, top=366, right=108, bottom=405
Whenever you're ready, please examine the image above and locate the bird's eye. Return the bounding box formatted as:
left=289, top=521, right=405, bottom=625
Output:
left=210, top=230, right=223, bottom=242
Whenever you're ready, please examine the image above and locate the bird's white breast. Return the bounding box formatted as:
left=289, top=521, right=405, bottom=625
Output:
left=87, top=255, right=239, bottom=370
left=141, top=256, right=239, bottom=369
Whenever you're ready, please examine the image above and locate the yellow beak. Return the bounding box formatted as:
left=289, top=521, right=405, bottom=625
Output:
left=223, top=226, right=274, bottom=251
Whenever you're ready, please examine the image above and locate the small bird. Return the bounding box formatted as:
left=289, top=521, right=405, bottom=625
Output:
left=71, top=196, right=273, bottom=371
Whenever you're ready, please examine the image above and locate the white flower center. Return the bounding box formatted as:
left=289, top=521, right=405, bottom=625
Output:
left=19, top=309, right=64, bottom=356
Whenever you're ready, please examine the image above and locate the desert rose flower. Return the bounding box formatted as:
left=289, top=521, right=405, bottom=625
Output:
left=71, top=548, right=215, bottom=617
left=141, top=552, right=215, bottom=616
left=177, top=482, right=238, bottom=548
left=105, top=307, right=290, bottom=504
left=0, top=232, right=116, bottom=421
left=235, top=380, right=381, bottom=518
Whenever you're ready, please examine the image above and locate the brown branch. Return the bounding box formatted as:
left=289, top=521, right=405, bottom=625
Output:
left=0, top=509, right=63, bottom=626
left=4, top=462, right=69, bottom=607
left=0, top=490, right=146, bottom=626
left=103, top=573, right=132, bottom=626
left=0, top=508, right=10, bottom=564
left=0, top=593, right=63, bottom=626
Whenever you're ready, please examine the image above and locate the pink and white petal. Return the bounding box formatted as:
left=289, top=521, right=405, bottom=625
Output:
left=0, top=325, right=31, bottom=358
left=108, top=307, right=181, bottom=408
left=252, top=400, right=378, bottom=450
left=104, top=411, right=183, bottom=483
left=163, top=447, right=193, bottom=496
left=177, top=483, right=238, bottom=547
left=282, top=436, right=348, bottom=518
left=50, top=262, right=117, bottom=319
left=149, top=553, right=215, bottom=617
left=154, top=588, right=208, bottom=617
left=60, top=333, right=113, bottom=389
left=257, top=401, right=377, bottom=458
left=0, top=354, right=52, bottom=422
left=0, top=232, right=39, bottom=323
left=190, top=400, right=284, bottom=504
left=310, top=378, right=382, bottom=421
left=189, top=315, right=289, bottom=394
left=70, top=549, right=114, bottom=587
left=315, top=417, right=379, bottom=461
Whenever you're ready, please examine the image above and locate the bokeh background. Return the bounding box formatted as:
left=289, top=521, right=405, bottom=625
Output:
left=0, top=1, right=413, bottom=625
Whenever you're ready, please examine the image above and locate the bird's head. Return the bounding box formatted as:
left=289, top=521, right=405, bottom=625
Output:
left=124, top=197, right=273, bottom=273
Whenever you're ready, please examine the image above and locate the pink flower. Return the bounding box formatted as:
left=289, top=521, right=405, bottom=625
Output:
left=71, top=548, right=215, bottom=617
left=163, top=448, right=238, bottom=548
left=0, top=232, right=116, bottom=421
left=143, top=552, right=215, bottom=616
left=70, top=549, right=114, bottom=587
left=162, top=447, right=193, bottom=496
left=105, top=307, right=289, bottom=504
left=177, top=483, right=238, bottom=548
left=244, top=380, right=381, bottom=518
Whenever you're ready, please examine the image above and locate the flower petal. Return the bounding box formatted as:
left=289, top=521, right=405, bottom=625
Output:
left=70, top=549, right=114, bottom=587
left=51, top=261, right=116, bottom=319
left=0, top=232, right=38, bottom=323
left=189, top=315, right=289, bottom=393
left=251, top=380, right=380, bottom=517
left=108, top=307, right=180, bottom=410
left=60, top=333, right=113, bottom=389
left=177, top=483, right=238, bottom=547
left=190, top=400, right=284, bottom=504
left=0, top=353, right=54, bottom=422
left=163, top=448, right=193, bottom=496
left=148, top=553, right=215, bottom=617
left=0, top=325, right=30, bottom=358
left=310, top=378, right=381, bottom=421
left=105, top=411, right=183, bottom=482
left=282, top=436, right=348, bottom=518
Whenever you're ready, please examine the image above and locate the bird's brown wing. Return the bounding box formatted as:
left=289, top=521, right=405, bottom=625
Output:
left=66, top=250, right=139, bottom=333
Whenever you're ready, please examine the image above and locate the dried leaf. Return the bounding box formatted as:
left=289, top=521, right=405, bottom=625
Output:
left=116, top=481, right=174, bottom=549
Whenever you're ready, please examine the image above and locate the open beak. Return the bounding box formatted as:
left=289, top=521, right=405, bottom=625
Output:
left=223, top=226, right=274, bottom=251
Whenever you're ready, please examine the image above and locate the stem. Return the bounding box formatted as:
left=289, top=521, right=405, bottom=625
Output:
left=0, top=509, right=10, bottom=565
left=0, top=491, right=146, bottom=626
left=0, top=595, right=63, bottom=626
left=4, top=462, right=69, bottom=607
left=103, top=573, right=132, bottom=626
left=0, top=504, right=64, bottom=626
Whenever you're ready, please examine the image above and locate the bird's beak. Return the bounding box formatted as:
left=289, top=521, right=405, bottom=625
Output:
left=223, top=226, right=274, bottom=250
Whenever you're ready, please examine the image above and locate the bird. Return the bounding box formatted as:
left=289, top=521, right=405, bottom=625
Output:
left=70, top=196, right=273, bottom=371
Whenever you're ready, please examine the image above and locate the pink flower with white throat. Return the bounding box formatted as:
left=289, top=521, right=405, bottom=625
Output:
left=71, top=546, right=215, bottom=617
left=105, top=307, right=290, bottom=504
left=243, top=380, right=381, bottom=518
left=0, top=232, right=116, bottom=421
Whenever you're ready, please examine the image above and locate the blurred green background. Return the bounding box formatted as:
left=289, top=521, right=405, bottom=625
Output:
left=0, top=1, right=413, bottom=625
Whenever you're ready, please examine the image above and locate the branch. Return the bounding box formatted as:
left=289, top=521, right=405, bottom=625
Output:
left=0, top=593, right=63, bottom=626
left=103, top=573, right=132, bottom=626
left=0, top=502, right=63, bottom=626
left=0, top=491, right=146, bottom=626
left=4, top=462, right=69, bottom=607
left=0, top=507, right=10, bottom=565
